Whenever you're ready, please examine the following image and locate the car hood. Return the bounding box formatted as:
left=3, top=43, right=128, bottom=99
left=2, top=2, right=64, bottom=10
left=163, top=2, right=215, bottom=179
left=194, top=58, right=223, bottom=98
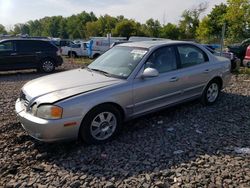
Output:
left=22, top=68, right=123, bottom=104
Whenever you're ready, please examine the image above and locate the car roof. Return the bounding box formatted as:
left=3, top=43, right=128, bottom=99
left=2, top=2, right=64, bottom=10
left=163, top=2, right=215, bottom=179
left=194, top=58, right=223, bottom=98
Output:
left=0, top=38, right=50, bottom=43
left=118, top=40, right=196, bottom=49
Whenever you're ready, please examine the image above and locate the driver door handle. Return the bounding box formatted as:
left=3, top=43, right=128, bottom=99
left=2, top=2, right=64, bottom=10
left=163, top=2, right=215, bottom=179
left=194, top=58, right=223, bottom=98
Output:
left=10, top=53, right=17, bottom=56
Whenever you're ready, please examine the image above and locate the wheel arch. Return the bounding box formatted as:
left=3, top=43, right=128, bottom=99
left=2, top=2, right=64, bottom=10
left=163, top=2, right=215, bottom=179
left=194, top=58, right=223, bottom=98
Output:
left=210, top=76, right=223, bottom=90
left=78, top=102, right=125, bottom=140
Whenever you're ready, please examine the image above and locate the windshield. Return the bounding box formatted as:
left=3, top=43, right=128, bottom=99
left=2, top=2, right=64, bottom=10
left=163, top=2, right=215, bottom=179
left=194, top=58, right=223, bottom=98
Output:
left=88, top=46, right=148, bottom=79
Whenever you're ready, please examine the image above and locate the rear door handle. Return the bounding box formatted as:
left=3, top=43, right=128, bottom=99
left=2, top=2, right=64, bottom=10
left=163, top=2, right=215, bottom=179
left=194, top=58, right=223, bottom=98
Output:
left=10, top=53, right=17, bottom=56
left=169, top=77, right=179, bottom=82
left=36, top=51, right=42, bottom=54
left=203, top=69, right=211, bottom=73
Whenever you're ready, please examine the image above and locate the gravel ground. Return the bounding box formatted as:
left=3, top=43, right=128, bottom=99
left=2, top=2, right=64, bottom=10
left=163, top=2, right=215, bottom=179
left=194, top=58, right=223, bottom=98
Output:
left=0, top=62, right=250, bottom=188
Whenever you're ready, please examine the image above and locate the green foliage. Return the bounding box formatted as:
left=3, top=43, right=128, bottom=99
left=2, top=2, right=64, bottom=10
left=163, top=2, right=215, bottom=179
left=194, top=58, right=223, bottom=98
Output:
left=179, top=2, right=208, bottom=40
left=2, top=0, right=250, bottom=43
left=160, top=23, right=180, bottom=39
left=112, top=19, right=136, bottom=38
left=225, top=0, right=250, bottom=43
left=0, top=24, right=7, bottom=34
left=145, top=19, right=161, bottom=37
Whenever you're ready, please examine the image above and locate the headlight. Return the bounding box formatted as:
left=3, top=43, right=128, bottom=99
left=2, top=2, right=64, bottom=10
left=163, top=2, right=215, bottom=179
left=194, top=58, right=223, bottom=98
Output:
left=32, top=105, right=63, bottom=120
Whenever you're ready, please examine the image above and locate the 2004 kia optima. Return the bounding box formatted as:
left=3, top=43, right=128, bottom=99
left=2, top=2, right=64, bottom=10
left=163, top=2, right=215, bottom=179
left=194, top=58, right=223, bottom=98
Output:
left=15, top=41, right=231, bottom=144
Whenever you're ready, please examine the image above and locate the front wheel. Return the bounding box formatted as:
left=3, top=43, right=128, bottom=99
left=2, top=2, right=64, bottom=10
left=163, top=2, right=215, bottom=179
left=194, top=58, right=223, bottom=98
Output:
left=80, top=104, right=122, bottom=144
left=40, top=59, right=55, bottom=73
left=201, top=80, right=221, bottom=105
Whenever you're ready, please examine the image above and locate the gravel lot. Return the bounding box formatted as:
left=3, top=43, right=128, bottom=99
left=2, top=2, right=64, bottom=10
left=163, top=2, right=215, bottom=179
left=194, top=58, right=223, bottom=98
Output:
left=0, top=62, right=250, bottom=188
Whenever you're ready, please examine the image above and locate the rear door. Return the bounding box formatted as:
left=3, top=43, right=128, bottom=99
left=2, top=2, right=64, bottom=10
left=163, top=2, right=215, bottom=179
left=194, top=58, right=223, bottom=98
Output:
left=0, top=40, right=19, bottom=70
left=175, top=44, right=213, bottom=98
left=16, top=40, right=37, bottom=69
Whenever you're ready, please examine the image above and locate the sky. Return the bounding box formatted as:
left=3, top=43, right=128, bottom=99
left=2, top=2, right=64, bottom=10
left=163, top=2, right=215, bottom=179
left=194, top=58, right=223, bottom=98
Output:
left=0, top=0, right=227, bottom=29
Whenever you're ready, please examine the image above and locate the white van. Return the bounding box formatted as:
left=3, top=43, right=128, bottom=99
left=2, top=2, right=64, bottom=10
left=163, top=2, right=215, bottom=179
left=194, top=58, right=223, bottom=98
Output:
left=87, top=37, right=127, bottom=58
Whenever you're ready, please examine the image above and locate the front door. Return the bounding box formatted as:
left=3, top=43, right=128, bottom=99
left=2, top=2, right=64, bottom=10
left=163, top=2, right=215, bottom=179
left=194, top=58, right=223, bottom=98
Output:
left=0, top=41, right=18, bottom=71
left=132, top=46, right=182, bottom=116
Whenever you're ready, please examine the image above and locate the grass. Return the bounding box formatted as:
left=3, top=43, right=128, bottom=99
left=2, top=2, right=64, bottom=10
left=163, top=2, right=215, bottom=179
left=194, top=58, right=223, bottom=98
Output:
left=63, top=56, right=93, bottom=65
left=237, top=67, right=250, bottom=75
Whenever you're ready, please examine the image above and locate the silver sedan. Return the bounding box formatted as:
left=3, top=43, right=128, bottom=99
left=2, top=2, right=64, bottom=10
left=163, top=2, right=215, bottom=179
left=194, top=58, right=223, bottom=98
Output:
left=15, top=41, right=231, bottom=144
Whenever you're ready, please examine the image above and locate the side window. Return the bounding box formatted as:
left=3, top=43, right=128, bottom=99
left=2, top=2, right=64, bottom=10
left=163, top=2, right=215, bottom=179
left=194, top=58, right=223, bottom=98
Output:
left=177, top=45, right=208, bottom=68
left=145, top=46, right=177, bottom=74
left=17, top=41, right=34, bottom=52
left=35, top=41, right=56, bottom=51
left=0, top=41, right=14, bottom=51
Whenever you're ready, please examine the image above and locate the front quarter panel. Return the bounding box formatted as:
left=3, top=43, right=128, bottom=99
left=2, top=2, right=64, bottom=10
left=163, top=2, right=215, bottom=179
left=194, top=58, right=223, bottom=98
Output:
left=56, top=80, right=133, bottom=122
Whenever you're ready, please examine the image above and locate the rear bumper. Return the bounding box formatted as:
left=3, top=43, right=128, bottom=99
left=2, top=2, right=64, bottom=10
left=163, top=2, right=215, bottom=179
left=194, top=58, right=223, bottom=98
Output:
left=15, top=99, right=82, bottom=142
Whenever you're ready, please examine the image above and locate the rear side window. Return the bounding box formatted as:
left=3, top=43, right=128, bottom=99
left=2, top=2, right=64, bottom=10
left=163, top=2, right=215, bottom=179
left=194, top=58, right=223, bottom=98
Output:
left=35, top=41, right=57, bottom=51
left=177, top=45, right=208, bottom=68
left=17, top=40, right=57, bottom=52
left=17, top=41, right=34, bottom=52
left=0, top=41, right=14, bottom=51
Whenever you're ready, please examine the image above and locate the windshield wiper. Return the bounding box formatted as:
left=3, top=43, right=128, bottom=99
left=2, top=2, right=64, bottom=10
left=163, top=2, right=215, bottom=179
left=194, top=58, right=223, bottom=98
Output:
left=90, top=68, right=112, bottom=77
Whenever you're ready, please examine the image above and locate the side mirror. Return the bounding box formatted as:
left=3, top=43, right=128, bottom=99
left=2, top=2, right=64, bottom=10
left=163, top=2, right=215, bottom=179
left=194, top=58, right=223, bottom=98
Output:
left=142, top=68, right=159, bottom=78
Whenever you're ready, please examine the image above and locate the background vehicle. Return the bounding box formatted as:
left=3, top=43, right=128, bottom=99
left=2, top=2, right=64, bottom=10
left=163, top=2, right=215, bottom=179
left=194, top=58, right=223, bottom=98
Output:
left=61, top=37, right=127, bottom=59
left=243, top=45, right=250, bottom=68
left=129, top=36, right=166, bottom=42
left=203, top=44, right=240, bottom=72
left=110, top=41, right=130, bottom=48
left=228, top=38, right=250, bottom=63
left=61, top=41, right=88, bottom=58
left=87, top=37, right=127, bottom=58
left=16, top=41, right=231, bottom=144
left=51, top=39, right=73, bottom=48
left=0, top=39, right=63, bottom=73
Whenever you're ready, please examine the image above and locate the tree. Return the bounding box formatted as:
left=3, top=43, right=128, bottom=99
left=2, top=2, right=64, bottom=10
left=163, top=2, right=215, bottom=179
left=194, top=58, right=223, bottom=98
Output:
left=179, top=2, right=208, bottom=39
left=225, top=0, right=250, bottom=42
left=160, top=23, right=180, bottom=39
left=113, top=19, right=136, bottom=38
left=85, top=21, right=102, bottom=37
left=196, top=3, right=227, bottom=43
left=196, top=17, right=213, bottom=43
left=13, top=24, right=30, bottom=35
left=145, top=18, right=161, bottom=37
left=0, top=24, right=7, bottom=34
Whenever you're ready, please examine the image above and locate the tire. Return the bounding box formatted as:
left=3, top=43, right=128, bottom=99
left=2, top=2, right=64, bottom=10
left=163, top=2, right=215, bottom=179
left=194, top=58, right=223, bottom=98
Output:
left=40, top=59, right=55, bottom=73
left=93, top=53, right=100, bottom=59
left=80, top=104, right=122, bottom=144
left=68, top=52, right=77, bottom=58
left=201, top=80, right=221, bottom=105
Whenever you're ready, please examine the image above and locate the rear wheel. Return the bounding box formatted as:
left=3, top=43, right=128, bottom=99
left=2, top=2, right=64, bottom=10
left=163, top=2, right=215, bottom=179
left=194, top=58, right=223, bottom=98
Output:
left=93, top=53, right=100, bottom=59
left=201, top=80, right=221, bottom=105
left=40, top=59, right=55, bottom=73
left=80, top=104, right=122, bottom=144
